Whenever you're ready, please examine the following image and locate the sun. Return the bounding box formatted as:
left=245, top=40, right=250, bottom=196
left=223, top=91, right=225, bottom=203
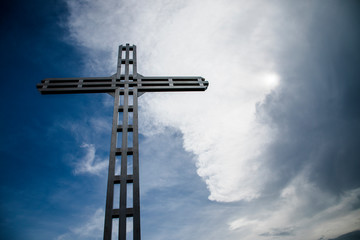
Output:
left=263, top=72, right=280, bottom=89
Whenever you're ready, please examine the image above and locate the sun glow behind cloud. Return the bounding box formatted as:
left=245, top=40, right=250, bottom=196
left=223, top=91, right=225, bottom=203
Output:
left=64, top=0, right=285, bottom=202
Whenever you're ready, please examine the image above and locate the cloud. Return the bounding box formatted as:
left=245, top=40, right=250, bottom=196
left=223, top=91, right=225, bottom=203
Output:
left=56, top=208, right=104, bottom=240
left=228, top=174, right=360, bottom=240
left=62, top=0, right=360, bottom=239
left=259, top=228, right=294, bottom=237
left=56, top=208, right=134, bottom=240
left=73, top=143, right=108, bottom=175
left=255, top=0, right=360, bottom=196
left=64, top=0, right=288, bottom=202
left=54, top=112, right=112, bottom=176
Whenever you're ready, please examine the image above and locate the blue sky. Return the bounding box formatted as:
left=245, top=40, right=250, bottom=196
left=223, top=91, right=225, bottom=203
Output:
left=1, top=0, right=360, bottom=240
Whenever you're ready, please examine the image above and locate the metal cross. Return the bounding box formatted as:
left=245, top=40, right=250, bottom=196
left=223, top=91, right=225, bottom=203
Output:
left=36, top=44, right=208, bottom=240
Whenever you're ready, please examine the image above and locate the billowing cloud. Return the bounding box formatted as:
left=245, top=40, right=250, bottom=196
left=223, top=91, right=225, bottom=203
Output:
left=56, top=208, right=104, bottom=240
left=64, top=0, right=287, bottom=202
left=256, top=1, right=360, bottom=197
left=62, top=0, right=360, bottom=239
left=55, top=114, right=112, bottom=175
left=73, top=143, right=108, bottom=175
left=228, top=175, right=360, bottom=240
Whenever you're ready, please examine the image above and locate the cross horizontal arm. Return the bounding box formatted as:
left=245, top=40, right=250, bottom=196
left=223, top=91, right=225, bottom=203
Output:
left=36, top=75, right=208, bottom=94
left=137, top=75, right=208, bottom=92
left=37, top=76, right=117, bottom=94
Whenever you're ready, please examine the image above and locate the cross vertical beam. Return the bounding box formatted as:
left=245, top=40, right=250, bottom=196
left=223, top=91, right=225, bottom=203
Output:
left=104, top=87, right=119, bottom=239
left=104, top=44, right=141, bottom=240
left=133, top=87, right=140, bottom=240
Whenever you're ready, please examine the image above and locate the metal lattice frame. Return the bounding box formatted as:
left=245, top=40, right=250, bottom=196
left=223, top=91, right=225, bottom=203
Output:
left=37, top=44, right=208, bottom=240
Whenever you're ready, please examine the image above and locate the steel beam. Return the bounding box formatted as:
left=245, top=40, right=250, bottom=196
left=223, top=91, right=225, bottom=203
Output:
left=36, top=43, right=208, bottom=240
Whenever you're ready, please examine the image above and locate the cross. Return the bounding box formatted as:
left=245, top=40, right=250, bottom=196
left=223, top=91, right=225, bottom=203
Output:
left=36, top=44, right=208, bottom=240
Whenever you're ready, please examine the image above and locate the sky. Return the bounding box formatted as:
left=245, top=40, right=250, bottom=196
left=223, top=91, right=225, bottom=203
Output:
left=1, top=0, right=360, bottom=240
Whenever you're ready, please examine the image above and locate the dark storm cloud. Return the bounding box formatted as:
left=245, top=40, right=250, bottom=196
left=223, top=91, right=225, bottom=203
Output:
left=257, top=1, right=360, bottom=196
left=259, top=227, right=294, bottom=237
left=329, top=230, right=360, bottom=240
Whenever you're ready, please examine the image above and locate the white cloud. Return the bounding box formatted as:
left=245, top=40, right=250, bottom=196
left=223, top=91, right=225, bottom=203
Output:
left=64, top=0, right=287, bottom=202
left=54, top=115, right=112, bottom=175
left=73, top=143, right=108, bottom=175
left=228, top=172, right=360, bottom=240
left=56, top=208, right=104, bottom=240
left=56, top=208, right=133, bottom=240
left=62, top=0, right=360, bottom=239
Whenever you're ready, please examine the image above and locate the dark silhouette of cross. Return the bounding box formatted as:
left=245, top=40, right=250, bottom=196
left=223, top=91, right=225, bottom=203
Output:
left=36, top=43, right=208, bottom=240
